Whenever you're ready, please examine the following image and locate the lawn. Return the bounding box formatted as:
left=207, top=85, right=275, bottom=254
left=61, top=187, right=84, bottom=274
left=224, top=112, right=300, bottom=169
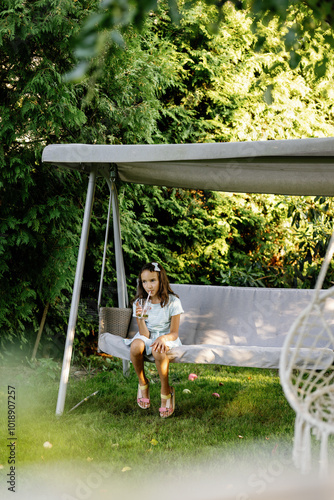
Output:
left=0, top=354, right=314, bottom=499
left=0, top=355, right=296, bottom=463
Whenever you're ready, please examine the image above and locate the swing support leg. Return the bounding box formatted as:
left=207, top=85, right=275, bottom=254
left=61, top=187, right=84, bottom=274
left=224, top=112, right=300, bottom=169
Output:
left=56, top=169, right=97, bottom=416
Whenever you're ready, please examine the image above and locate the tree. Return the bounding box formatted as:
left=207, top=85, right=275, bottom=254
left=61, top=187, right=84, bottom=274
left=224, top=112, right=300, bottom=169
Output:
left=147, top=1, right=334, bottom=143
left=67, top=0, right=334, bottom=80
left=0, top=0, right=94, bottom=349
left=0, top=0, right=196, bottom=353
left=1, top=0, right=334, bottom=358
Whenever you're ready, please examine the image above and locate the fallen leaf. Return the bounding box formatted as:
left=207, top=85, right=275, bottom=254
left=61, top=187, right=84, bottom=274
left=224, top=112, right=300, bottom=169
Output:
left=121, top=467, right=132, bottom=472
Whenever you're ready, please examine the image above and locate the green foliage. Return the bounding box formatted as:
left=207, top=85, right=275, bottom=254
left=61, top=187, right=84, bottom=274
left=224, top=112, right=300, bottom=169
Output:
left=68, top=0, right=334, bottom=80
left=65, top=0, right=183, bottom=80
left=26, top=356, right=61, bottom=380
left=216, top=194, right=334, bottom=289
left=276, top=196, right=334, bottom=288
left=118, top=185, right=231, bottom=290
left=0, top=0, right=93, bottom=349
left=118, top=185, right=334, bottom=296
left=1, top=0, right=334, bottom=359
left=148, top=1, right=334, bottom=143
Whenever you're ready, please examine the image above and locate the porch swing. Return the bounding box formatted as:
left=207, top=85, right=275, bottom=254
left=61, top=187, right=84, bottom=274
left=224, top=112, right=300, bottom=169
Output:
left=43, top=138, right=334, bottom=473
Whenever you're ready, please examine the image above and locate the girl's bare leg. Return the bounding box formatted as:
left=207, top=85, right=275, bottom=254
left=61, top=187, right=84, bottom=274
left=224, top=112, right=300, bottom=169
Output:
left=130, top=340, right=149, bottom=407
left=153, top=349, right=174, bottom=416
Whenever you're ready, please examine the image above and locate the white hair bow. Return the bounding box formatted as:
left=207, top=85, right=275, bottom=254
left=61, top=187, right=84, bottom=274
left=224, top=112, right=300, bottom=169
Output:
left=152, top=262, right=160, bottom=272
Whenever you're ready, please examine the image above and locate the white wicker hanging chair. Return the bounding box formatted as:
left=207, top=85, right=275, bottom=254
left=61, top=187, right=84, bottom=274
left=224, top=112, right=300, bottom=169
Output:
left=280, top=230, right=334, bottom=477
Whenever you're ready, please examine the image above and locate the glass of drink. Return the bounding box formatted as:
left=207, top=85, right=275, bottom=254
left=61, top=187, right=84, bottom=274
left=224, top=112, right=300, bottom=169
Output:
left=136, top=298, right=151, bottom=318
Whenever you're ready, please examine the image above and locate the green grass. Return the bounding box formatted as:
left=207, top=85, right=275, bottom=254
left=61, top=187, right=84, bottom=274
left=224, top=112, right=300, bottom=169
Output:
left=0, top=355, right=296, bottom=480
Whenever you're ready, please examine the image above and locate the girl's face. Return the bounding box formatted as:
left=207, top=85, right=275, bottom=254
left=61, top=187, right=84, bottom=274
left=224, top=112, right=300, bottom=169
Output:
left=141, top=270, right=160, bottom=301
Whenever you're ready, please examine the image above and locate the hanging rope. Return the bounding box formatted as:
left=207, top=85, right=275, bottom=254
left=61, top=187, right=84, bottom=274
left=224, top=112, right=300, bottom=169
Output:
left=98, top=184, right=113, bottom=310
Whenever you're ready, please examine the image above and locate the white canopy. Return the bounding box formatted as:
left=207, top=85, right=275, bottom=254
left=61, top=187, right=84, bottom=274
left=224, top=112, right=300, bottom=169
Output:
left=42, top=137, right=334, bottom=416
left=42, top=137, right=334, bottom=196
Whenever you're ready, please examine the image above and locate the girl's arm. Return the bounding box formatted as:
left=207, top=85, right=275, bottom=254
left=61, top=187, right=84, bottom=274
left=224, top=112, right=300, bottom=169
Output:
left=136, top=316, right=150, bottom=338
left=151, top=314, right=180, bottom=353
left=164, top=314, right=180, bottom=342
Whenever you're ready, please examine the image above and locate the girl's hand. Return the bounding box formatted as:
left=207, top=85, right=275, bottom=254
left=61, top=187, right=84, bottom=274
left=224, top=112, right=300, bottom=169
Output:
left=135, top=302, right=143, bottom=317
left=151, top=336, right=168, bottom=353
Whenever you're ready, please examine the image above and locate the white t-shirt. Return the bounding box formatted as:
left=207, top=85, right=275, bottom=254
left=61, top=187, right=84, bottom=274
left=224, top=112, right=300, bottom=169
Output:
left=124, top=294, right=184, bottom=355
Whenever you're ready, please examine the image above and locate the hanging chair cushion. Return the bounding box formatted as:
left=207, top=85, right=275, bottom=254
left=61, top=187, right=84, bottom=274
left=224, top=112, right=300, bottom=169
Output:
left=98, top=284, right=334, bottom=368
left=98, top=332, right=333, bottom=368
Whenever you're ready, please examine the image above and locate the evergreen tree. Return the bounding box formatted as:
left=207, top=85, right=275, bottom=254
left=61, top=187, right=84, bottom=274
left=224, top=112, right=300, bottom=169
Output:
left=148, top=1, right=334, bottom=142
left=68, top=0, right=334, bottom=80
left=1, top=0, right=334, bottom=357
left=0, top=0, right=93, bottom=348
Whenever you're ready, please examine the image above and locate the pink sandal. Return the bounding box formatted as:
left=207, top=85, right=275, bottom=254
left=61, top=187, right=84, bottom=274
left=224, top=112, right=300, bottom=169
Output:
left=137, top=383, right=150, bottom=409
left=159, top=387, right=175, bottom=418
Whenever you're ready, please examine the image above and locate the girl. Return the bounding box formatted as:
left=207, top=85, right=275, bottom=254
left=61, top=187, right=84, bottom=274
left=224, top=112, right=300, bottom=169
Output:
left=124, top=262, right=183, bottom=418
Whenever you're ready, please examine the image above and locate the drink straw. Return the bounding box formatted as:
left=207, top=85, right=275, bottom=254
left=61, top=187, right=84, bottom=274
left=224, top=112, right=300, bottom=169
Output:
left=141, top=291, right=151, bottom=318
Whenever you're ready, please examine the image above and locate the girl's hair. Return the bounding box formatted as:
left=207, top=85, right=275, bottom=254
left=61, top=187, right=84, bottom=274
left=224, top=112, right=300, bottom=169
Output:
left=134, top=262, right=178, bottom=307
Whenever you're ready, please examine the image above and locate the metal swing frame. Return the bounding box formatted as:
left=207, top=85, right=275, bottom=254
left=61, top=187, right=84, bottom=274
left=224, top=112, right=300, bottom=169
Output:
left=42, top=137, right=334, bottom=417
left=55, top=166, right=129, bottom=416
